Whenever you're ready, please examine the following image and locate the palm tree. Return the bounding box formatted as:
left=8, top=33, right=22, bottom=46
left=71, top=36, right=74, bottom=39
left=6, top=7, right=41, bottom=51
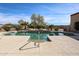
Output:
left=18, top=20, right=28, bottom=30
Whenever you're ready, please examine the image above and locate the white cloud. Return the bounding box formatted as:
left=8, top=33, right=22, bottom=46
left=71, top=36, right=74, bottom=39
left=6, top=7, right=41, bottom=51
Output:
left=42, top=4, right=79, bottom=15
left=44, top=15, right=70, bottom=25
left=0, top=13, right=31, bottom=24
left=0, top=13, right=70, bottom=25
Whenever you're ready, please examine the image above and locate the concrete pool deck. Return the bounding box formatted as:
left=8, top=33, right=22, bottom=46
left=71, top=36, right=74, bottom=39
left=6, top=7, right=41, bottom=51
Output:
left=0, top=35, right=79, bottom=56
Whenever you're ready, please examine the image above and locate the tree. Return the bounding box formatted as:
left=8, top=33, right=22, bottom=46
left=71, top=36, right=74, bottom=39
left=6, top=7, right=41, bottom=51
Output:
left=48, top=25, right=54, bottom=31
left=31, top=14, right=37, bottom=23
left=13, top=24, right=20, bottom=31
left=30, top=14, right=37, bottom=28
left=2, top=23, right=14, bottom=31
left=30, top=14, right=46, bottom=29
left=18, top=20, right=28, bottom=30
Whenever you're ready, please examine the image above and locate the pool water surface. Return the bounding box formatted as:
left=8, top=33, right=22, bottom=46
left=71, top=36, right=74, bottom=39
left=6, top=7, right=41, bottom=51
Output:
left=4, top=31, right=75, bottom=41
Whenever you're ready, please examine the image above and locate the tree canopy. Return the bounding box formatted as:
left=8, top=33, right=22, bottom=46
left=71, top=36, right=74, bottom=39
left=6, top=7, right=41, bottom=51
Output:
left=30, top=14, right=46, bottom=29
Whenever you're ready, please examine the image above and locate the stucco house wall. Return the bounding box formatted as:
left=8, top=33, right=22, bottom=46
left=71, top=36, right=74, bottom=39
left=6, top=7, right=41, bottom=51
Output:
left=70, top=12, right=79, bottom=31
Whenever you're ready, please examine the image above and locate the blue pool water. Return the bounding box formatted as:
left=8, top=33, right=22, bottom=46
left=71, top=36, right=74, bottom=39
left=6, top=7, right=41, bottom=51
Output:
left=4, top=31, right=75, bottom=41
left=15, top=31, right=50, bottom=41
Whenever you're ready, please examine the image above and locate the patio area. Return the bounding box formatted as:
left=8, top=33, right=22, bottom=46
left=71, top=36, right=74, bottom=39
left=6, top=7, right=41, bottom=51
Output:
left=0, top=36, right=79, bottom=56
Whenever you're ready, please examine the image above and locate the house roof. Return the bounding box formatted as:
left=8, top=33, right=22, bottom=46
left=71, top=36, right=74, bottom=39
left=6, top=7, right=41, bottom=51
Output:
left=71, top=12, right=79, bottom=16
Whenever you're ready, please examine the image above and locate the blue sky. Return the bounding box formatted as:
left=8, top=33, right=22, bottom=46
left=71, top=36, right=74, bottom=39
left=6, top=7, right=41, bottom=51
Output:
left=0, top=3, right=79, bottom=25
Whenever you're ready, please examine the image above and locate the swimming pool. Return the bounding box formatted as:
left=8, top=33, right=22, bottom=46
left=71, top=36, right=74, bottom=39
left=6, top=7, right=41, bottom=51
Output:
left=15, top=31, right=51, bottom=42
left=4, top=31, right=75, bottom=42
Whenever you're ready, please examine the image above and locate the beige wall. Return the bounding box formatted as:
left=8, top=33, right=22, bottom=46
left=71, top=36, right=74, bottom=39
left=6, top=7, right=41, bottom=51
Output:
left=70, top=14, right=79, bottom=31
